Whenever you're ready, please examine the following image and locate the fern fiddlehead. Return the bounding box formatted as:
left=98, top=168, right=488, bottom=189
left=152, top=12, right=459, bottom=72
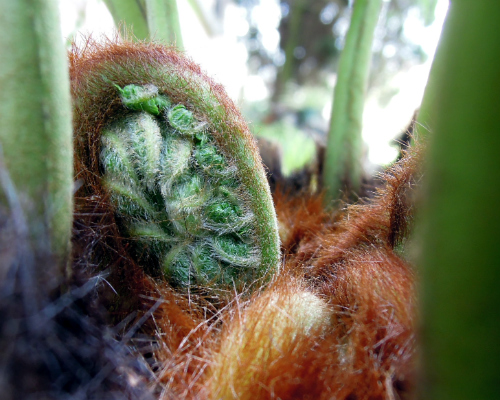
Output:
left=71, top=41, right=280, bottom=287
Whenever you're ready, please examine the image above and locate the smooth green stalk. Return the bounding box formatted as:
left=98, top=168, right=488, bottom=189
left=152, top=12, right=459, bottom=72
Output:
left=273, top=0, right=306, bottom=101
left=103, top=0, right=149, bottom=40
left=145, top=0, right=184, bottom=48
left=0, top=0, right=73, bottom=263
left=416, top=2, right=500, bottom=399
left=103, top=0, right=183, bottom=47
left=323, top=0, right=383, bottom=203
left=414, top=11, right=444, bottom=139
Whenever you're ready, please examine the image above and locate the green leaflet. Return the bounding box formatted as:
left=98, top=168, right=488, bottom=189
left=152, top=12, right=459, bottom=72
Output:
left=168, top=104, right=196, bottom=133
left=101, top=84, right=260, bottom=286
left=115, top=83, right=171, bottom=115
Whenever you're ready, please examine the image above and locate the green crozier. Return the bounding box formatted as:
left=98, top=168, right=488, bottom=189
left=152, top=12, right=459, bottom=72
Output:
left=100, top=83, right=269, bottom=286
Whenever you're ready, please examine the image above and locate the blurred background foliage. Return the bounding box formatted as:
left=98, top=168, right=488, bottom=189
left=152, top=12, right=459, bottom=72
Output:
left=59, top=0, right=446, bottom=184
left=242, top=0, right=434, bottom=96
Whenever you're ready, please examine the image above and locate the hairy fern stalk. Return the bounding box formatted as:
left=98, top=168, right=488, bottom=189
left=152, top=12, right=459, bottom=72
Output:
left=71, top=41, right=280, bottom=287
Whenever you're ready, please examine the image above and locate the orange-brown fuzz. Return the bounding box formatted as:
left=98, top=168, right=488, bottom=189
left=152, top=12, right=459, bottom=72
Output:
left=198, top=147, right=421, bottom=399
left=71, top=39, right=420, bottom=400
left=142, top=148, right=419, bottom=400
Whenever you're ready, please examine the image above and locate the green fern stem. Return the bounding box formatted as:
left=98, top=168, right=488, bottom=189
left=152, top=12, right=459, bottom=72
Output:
left=0, top=0, right=73, bottom=265
left=323, top=0, right=383, bottom=202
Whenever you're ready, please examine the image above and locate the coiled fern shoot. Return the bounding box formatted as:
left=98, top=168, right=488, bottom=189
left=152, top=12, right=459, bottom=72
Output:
left=71, top=41, right=280, bottom=287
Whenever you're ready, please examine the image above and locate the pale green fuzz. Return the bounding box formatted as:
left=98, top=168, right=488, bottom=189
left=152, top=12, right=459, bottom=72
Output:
left=115, top=83, right=170, bottom=115
left=100, top=84, right=259, bottom=286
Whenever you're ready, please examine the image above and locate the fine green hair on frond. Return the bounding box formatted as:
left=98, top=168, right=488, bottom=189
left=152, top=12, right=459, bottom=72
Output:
left=71, top=40, right=280, bottom=288
left=100, top=89, right=260, bottom=285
